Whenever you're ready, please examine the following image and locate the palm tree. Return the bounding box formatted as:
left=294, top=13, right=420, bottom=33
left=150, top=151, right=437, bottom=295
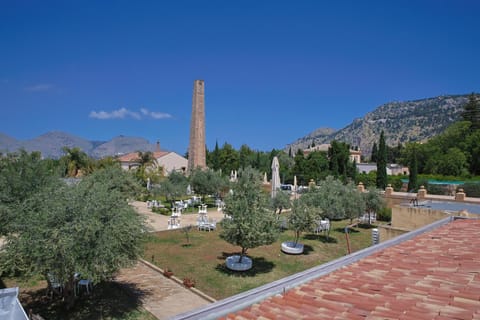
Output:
left=60, top=147, right=92, bottom=177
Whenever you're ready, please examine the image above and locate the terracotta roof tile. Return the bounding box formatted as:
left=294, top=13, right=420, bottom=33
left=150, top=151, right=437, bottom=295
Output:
left=221, top=219, right=480, bottom=320
left=117, top=151, right=169, bottom=162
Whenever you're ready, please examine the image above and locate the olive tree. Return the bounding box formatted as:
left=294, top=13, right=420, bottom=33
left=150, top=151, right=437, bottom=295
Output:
left=288, top=198, right=316, bottom=246
left=0, top=167, right=146, bottom=308
left=0, top=150, right=60, bottom=235
left=301, top=176, right=366, bottom=237
left=153, top=173, right=187, bottom=204
left=343, top=184, right=366, bottom=223
left=363, top=188, right=386, bottom=224
left=220, top=167, right=279, bottom=264
left=189, top=167, right=229, bottom=200
left=271, top=190, right=291, bottom=214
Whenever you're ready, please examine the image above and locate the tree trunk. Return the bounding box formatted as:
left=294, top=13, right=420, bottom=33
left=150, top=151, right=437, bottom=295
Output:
left=239, top=247, right=247, bottom=263
left=63, top=275, right=76, bottom=310
left=293, top=231, right=300, bottom=246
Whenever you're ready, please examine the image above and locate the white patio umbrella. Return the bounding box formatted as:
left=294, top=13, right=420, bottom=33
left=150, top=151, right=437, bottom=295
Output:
left=271, top=156, right=281, bottom=198
left=293, top=175, right=297, bottom=192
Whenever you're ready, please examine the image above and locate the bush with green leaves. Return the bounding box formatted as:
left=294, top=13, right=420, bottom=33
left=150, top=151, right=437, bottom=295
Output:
left=0, top=167, right=146, bottom=308
left=220, top=167, right=279, bottom=264
left=460, top=182, right=480, bottom=198
left=288, top=198, right=315, bottom=246
left=271, top=190, right=291, bottom=214
left=363, top=188, right=386, bottom=223
left=377, top=207, right=392, bottom=222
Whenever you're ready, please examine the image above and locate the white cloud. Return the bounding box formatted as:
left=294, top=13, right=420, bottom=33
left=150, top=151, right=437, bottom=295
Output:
left=90, top=107, right=172, bottom=120
left=141, top=108, right=172, bottom=119
left=25, top=83, right=54, bottom=92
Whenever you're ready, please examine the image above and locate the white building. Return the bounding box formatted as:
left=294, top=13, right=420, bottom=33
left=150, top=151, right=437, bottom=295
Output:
left=356, top=163, right=409, bottom=175
left=303, top=144, right=362, bottom=163
left=118, top=150, right=188, bottom=175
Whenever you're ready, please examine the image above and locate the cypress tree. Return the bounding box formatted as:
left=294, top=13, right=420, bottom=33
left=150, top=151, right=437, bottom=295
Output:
left=408, top=145, right=418, bottom=192
left=210, top=140, right=220, bottom=170
left=371, top=142, right=378, bottom=163
left=376, top=131, right=388, bottom=190
left=462, top=93, right=480, bottom=130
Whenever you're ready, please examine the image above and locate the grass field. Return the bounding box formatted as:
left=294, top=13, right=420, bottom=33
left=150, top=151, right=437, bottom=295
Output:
left=143, top=219, right=375, bottom=300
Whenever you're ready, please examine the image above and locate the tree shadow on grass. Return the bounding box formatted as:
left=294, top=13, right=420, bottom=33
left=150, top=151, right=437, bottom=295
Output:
left=215, top=252, right=275, bottom=277
left=21, top=281, right=149, bottom=320
left=303, top=234, right=338, bottom=243
left=0, top=278, right=6, bottom=289
left=357, top=223, right=378, bottom=229
left=334, top=227, right=359, bottom=233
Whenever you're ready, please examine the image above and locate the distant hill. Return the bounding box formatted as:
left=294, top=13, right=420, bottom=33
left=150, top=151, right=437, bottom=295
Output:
left=0, top=133, right=21, bottom=151
left=0, top=131, right=157, bottom=159
left=90, top=136, right=157, bottom=158
left=285, top=94, right=469, bottom=155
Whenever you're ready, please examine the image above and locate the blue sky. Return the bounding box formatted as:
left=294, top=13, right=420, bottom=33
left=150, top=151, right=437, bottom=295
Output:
left=1, top=1, right=479, bottom=154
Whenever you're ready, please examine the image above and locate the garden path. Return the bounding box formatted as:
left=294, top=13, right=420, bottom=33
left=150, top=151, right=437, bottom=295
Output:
left=115, top=261, right=212, bottom=320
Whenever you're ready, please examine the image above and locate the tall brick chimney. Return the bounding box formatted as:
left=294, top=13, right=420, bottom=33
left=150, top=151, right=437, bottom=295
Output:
left=187, top=80, right=207, bottom=172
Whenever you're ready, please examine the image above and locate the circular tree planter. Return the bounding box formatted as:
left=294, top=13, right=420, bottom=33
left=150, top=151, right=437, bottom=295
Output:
left=281, top=241, right=304, bottom=254
left=225, top=255, right=253, bottom=271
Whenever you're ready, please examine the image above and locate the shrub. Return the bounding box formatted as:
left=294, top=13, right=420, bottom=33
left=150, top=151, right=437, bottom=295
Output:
left=377, top=207, right=391, bottom=222
left=460, top=183, right=480, bottom=198
left=151, top=207, right=170, bottom=216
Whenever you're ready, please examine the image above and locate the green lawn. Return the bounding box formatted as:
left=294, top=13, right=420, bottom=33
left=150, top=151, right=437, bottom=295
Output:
left=143, top=219, right=375, bottom=300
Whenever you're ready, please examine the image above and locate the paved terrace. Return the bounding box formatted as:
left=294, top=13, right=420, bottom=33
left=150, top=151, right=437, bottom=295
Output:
left=130, top=201, right=226, bottom=232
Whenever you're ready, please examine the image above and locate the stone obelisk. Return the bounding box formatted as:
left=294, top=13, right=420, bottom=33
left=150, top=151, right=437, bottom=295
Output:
left=187, top=80, right=207, bottom=172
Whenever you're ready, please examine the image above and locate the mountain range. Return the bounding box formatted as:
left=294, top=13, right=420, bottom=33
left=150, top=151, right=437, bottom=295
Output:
left=285, top=94, right=469, bottom=155
left=0, top=94, right=470, bottom=159
left=0, top=132, right=158, bottom=159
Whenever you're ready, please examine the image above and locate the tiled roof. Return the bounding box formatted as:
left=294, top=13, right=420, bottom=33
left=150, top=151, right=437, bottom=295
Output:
left=218, top=219, right=480, bottom=320
left=117, top=151, right=169, bottom=162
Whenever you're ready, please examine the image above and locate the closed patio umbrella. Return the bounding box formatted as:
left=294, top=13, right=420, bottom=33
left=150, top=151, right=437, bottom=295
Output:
left=271, top=156, right=280, bottom=198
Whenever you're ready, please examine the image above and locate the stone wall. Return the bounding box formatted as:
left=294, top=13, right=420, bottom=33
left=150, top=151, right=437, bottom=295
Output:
left=376, top=184, right=480, bottom=242
left=391, top=206, right=456, bottom=230
left=378, top=225, right=410, bottom=242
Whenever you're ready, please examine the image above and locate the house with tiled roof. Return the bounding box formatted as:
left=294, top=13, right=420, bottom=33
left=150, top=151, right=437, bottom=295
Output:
left=172, top=217, right=480, bottom=320
left=117, top=149, right=187, bottom=175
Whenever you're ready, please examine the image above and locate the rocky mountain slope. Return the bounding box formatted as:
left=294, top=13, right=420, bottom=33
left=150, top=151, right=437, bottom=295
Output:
left=0, top=131, right=157, bottom=158
left=285, top=94, right=469, bottom=155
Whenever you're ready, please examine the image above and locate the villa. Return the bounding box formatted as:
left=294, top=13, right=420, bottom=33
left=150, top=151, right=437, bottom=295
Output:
left=118, top=150, right=187, bottom=175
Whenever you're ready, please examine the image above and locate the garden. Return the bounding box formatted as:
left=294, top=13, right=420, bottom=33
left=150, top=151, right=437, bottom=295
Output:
left=143, top=220, right=375, bottom=300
